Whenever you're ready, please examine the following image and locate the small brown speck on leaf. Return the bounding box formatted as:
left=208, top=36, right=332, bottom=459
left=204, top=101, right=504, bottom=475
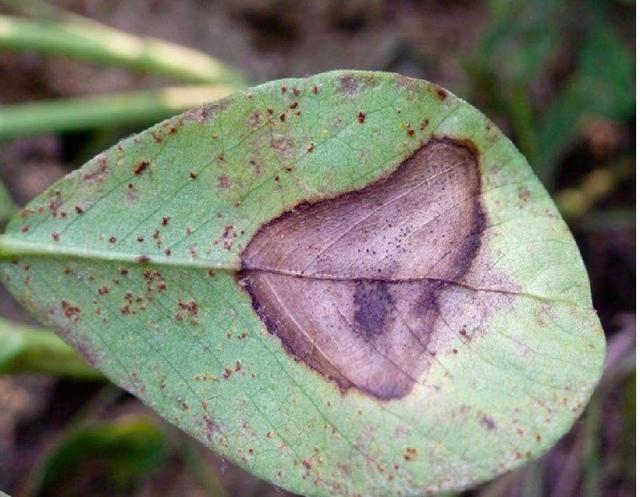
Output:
left=404, top=447, right=417, bottom=461
left=218, top=176, right=231, bottom=188
left=51, top=232, right=60, bottom=242
left=433, top=85, right=447, bottom=100
left=75, top=205, right=84, bottom=214
left=162, top=216, right=170, bottom=226
left=357, top=111, right=366, bottom=123
left=134, top=160, right=149, bottom=175
left=61, top=300, right=80, bottom=321
left=190, top=171, right=198, bottom=179
left=137, top=255, right=151, bottom=263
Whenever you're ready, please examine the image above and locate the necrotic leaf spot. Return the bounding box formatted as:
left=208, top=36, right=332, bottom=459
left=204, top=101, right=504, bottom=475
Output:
left=240, top=138, right=486, bottom=400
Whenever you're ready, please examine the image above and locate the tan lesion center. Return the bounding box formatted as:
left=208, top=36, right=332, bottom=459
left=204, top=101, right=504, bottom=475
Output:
left=239, top=138, right=486, bottom=400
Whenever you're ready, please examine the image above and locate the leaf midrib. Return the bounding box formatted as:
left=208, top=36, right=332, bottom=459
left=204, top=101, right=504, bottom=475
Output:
left=0, top=234, right=588, bottom=308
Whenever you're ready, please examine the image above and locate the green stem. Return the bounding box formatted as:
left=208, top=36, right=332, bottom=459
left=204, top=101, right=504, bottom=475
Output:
left=555, top=159, right=634, bottom=222
left=0, top=85, right=237, bottom=139
left=581, top=395, right=602, bottom=497
left=0, top=13, right=246, bottom=85
left=0, top=316, right=102, bottom=378
left=506, top=84, right=539, bottom=166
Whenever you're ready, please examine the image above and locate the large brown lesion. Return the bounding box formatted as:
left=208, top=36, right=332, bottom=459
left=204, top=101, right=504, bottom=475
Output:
left=239, top=137, right=487, bottom=400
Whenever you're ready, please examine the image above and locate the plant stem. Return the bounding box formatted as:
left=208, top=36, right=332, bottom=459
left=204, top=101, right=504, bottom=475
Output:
left=555, top=159, right=634, bottom=222
left=0, top=13, right=246, bottom=85
left=0, top=317, right=102, bottom=378
left=0, top=85, right=237, bottom=139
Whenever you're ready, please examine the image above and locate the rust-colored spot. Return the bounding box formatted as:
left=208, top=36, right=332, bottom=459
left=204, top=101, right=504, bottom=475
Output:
left=51, top=232, right=60, bottom=242
left=404, top=447, right=417, bottom=461
left=357, top=111, right=366, bottom=124
left=433, top=85, right=447, bottom=101
left=134, top=160, right=149, bottom=175
left=218, top=176, right=231, bottom=189
left=239, top=137, right=491, bottom=400
left=75, top=205, right=84, bottom=214
left=61, top=300, right=80, bottom=321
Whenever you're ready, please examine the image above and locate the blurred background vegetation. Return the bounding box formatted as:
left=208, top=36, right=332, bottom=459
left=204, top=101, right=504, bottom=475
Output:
left=0, top=1, right=634, bottom=496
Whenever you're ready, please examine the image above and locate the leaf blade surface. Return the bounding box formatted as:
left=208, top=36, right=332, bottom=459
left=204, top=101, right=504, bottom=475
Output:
left=0, top=71, right=604, bottom=497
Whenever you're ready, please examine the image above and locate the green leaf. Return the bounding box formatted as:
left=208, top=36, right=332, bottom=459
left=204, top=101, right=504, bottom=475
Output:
left=0, top=71, right=604, bottom=496
left=0, top=13, right=246, bottom=85
left=0, top=177, right=17, bottom=224
left=32, top=415, right=168, bottom=493
left=0, top=316, right=101, bottom=378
